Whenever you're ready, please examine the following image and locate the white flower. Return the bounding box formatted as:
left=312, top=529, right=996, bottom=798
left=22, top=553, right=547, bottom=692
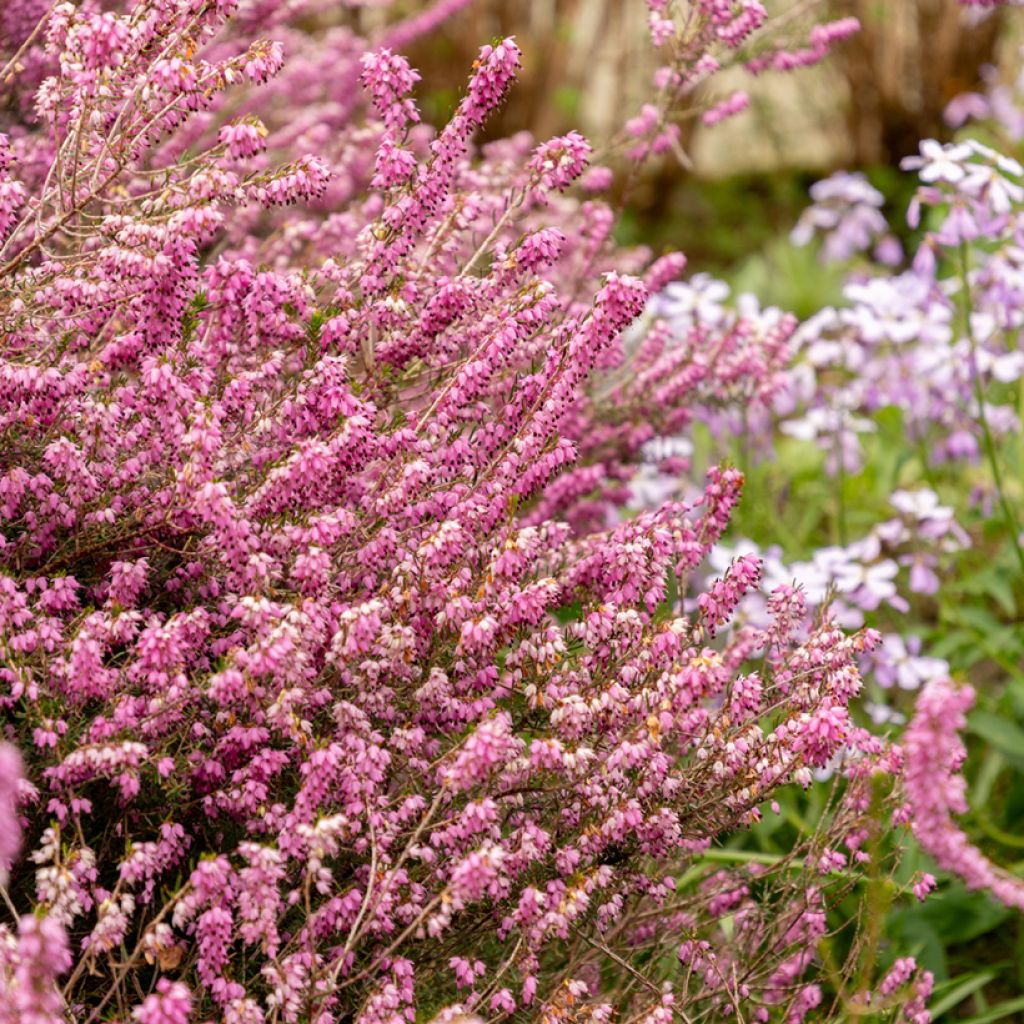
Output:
left=832, top=558, right=899, bottom=610
left=876, top=634, right=949, bottom=691
left=656, top=274, right=730, bottom=328
left=890, top=488, right=942, bottom=520
left=901, top=139, right=972, bottom=185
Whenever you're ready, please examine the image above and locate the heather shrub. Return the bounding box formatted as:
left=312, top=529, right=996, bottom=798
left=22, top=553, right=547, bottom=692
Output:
left=0, top=0, right=999, bottom=1021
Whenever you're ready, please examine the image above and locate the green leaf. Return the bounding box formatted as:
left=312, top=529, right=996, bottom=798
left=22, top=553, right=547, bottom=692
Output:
left=968, top=711, right=1024, bottom=769
left=948, top=605, right=1003, bottom=636
left=929, top=628, right=979, bottom=662
left=978, top=573, right=1016, bottom=617
left=698, top=849, right=783, bottom=866
left=928, top=972, right=996, bottom=1019
left=972, top=749, right=1006, bottom=808
left=958, top=995, right=1024, bottom=1024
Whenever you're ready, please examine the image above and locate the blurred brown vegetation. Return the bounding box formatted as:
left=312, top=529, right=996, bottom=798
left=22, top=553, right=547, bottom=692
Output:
left=400, top=0, right=656, bottom=144
left=836, top=0, right=1008, bottom=164
left=390, top=0, right=1017, bottom=173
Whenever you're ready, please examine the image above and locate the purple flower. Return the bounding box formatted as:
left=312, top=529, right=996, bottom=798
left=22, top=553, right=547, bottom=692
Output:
left=873, top=635, right=949, bottom=691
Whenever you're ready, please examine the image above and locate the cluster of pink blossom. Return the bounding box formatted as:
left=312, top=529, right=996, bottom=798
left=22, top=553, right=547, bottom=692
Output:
left=626, top=1, right=866, bottom=157
left=0, top=0, right=950, bottom=1021
left=699, top=487, right=966, bottom=703
left=903, top=679, right=1024, bottom=911
left=634, top=259, right=974, bottom=706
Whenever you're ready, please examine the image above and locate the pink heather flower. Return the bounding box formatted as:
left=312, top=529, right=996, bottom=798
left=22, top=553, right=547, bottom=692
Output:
left=580, top=165, right=614, bottom=192
left=879, top=956, right=917, bottom=997
left=0, top=743, right=23, bottom=879
left=219, top=121, right=267, bottom=160
left=133, top=979, right=192, bottom=1024
left=528, top=131, right=592, bottom=192
left=69, top=12, right=130, bottom=72
left=0, top=1, right=917, bottom=1017
left=441, top=713, right=522, bottom=792
left=253, top=156, right=330, bottom=206
left=106, top=558, right=150, bottom=609
left=504, top=228, right=566, bottom=274
left=4, top=914, right=72, bottom=1024
left=0, top=137, right=26, bottom=242
left=912, top=873, right=937, bottom=902
left=380, top=0, right=478, bottom=51
left=464, top=38, right=521, bottom=122
left=360, top=49, right=422, bottom=131
left=371, top=136, right=418, bottom=190
left=626, top=104, right=659, bottom=139
left=698, top=553, right=762, bottom=636
left=791, top=704, right=850, bottom=768
left=808, top=17, right=860, bottom=49
left=905, top=680, right=1024, bottom=910
left=243, top=40, right=285, bottom=84
left=702, top=90, right=749, bottom=127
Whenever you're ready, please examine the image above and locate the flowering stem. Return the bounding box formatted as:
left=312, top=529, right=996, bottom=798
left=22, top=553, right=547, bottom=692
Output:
left=575, top=930, right=696, bottom=1024
left=458, top=192, right=523, bottom=279
left=0, top=8, right=53, bottom=85
left=958, top=242, right=1024, bottom=579
left=855, top=777, right=894, bottom=995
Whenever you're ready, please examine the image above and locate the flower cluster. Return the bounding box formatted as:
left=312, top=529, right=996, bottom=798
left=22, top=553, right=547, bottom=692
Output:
left=0, top=1, right=944, bottom=1022
left=904, top=679, right=1024, bottom=910
left=713, top=29, right=1024, bottom=917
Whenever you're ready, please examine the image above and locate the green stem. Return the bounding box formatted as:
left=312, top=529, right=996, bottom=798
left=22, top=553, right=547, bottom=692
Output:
left=917, top=432, right=938, bottom=490
left=835, top=428, right=848, bottom=546
left=959, top=243, right=1024, bottom=578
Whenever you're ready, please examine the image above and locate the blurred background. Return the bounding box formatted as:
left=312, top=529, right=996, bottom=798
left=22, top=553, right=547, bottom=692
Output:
left=345, top=0, right=1022, bottom=277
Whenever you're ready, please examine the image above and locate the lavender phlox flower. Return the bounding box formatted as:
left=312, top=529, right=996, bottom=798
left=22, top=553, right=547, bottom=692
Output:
left=969, top=341, right=1024, bottom=383
left=890, top=487, right=945, bottom=521
left=628, top=436, right=694, bottom=509
left=872, top=517, right=910, bottom=547
left=900, top=551, right=941, bottom=595
left=793, top=306, right=841, bottom=346
left=873, top=635, right=949, bottom=691
left=628, top=467, right=683, bottom=510
left=973, top=400, right=1019, bottom=439
left=841, top=275, right=952, bottom=347
left=989, top=76, right=1024, bottom=141
left=780, top=407, right=874, bottom=443
left=873, top=235, right=904, bottom=266
left=961, top=162, right=1024, bottom=215
left=964, top=139, right=1024, bottom=179
left=945, top=92, right=990, bottom=129
left=863, top=702, right=906, bottom=727
left=773, top=361, right=816, bottom=417
left=655, top=274, right=730, bottom=329
left=779, top=405, right=874, bottom=473
left=901, top=140, right=973, bottom=185
left=803, top=336, right=867, bottom=371
left=735, top=289, right=786, bottom=327
left=790, top=171, right=888, bottom=262
left=813, top=537, right=903, bottom=613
